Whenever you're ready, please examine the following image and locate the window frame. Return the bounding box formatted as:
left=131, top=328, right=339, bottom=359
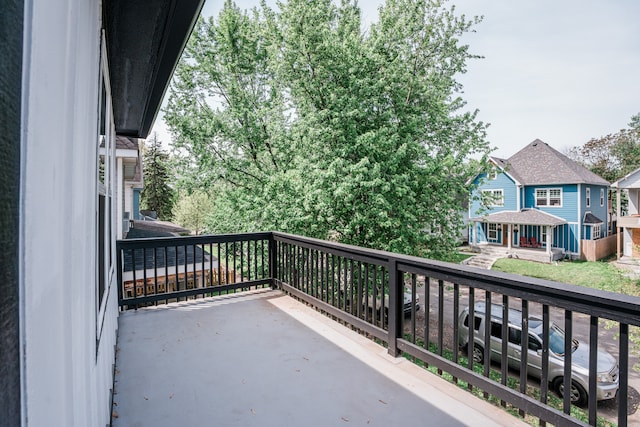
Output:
left=586, top=187, right=591, bottom=208
left=96, top=32, right=116, bottom=349
left=593, top=224, right=601, bottom=240
left=488, top=223, right=500, bottom=240
left=535, top=188, right=563, bottom=208
left=482, top=189, right=504, bottom=208
left=600, top=188, right=605, bottom=207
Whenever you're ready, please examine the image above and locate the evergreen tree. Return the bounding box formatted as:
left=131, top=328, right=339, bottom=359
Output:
left=141, top=133, right=175, bottom=220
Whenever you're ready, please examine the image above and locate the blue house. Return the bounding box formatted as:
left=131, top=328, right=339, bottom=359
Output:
left=469, top=139, right=610, bottom=260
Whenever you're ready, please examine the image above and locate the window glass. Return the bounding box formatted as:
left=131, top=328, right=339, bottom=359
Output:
left=586, top=188, right=591, bottom=207
left=528, top=335, right=542, bottom=351
left=549, top=189, right=562, bottom=206
left=508, top=327, right=521, bottom=345
left=490, top=321, right=502, bottom=338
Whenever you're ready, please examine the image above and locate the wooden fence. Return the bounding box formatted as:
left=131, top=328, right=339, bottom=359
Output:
left=580, top=234, right=616, bottom=261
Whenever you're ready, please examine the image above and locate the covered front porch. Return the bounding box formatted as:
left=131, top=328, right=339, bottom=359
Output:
left=469, top=209, right=567, bottom=263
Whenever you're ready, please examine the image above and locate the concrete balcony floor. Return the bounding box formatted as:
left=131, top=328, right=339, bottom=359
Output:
left=112, top=289, right=527, bottom=426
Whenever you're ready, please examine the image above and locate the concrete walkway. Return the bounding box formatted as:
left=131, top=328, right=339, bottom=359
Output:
left=112, top=289, right=527, bottom=426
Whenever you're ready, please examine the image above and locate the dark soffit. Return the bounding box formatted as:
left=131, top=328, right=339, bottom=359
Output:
left=104, top=0, right=205, bottom=138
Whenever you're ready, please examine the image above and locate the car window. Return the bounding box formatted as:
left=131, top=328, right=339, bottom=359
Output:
left=490, top=321, right=502, bottom=338
left=528, top=334, right=541, bottom=351
left=508, top=327, right=521, bottom=345
left=548, top=325, right=565, bottom=355
left=464, top=314, right=482, bottom=331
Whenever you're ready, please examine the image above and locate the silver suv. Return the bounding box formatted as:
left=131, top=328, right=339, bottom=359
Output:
left=458, top=302, right=618, bottom=406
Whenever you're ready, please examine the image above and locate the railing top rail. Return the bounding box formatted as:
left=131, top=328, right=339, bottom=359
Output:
left=273, top=232, right=394, bottom=266
left=397, top=253, right=640, bottom=326
left=273, top=231, right=640, bottom=326
left=116, top=231, right=273, bottom=249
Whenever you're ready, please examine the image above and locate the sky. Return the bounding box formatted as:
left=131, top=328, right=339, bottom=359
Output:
left=151, top=0, right=640, bottom=159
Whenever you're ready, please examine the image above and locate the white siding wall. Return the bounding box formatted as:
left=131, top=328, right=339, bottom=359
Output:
left=21, top=0, right=117, bottom=425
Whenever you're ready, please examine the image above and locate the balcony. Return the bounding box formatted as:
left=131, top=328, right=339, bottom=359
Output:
left=618, top=215, right=640, bottom=229
left=113, top=232, right=640, bottom=426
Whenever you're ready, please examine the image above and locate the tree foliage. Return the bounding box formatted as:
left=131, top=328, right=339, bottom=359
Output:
left=172, top=190, right=214, bottom=235
left=566, top=113, right=640, bottom=183
left=141, top=133, right=175, bottom=220
left=164, top=0, right=489, bottom=258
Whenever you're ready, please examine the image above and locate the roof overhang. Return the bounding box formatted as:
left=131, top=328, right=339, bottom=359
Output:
left=470, top=209, right=566, bottom=226
left=104, top=0, right=205, bottom=138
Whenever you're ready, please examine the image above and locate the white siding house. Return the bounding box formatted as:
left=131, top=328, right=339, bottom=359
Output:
left=1, top=1, right=204, bottom=425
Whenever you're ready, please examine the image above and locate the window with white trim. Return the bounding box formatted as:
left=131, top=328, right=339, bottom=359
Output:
left=488, top=168, right=498, bottom=180
left=482, top=189, right=504, bottom=207
left=600, top=188, right=605, bottom=206
left=535, top=188, right=562, bottom=207
left=586, top=187, right=591, bottom=208
left=97, top=32, right=116, bottom=343
left=593, top=224, right=601, bottom=239
left=488, top=223, right=499, bottom=240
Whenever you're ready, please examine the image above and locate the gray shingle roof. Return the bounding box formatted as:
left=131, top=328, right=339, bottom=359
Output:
left=471, top=209, right=566, bottom=226
left=500, top=139, right=609, bottom=186
left=583, top=212, right=604, bottom=224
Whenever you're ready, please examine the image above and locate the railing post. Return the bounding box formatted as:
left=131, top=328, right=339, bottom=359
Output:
left=387, top=258, right=402, bottom=357
left=269, top=233, right=277, bottom=289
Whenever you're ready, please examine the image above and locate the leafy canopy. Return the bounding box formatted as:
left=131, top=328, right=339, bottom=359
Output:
left=165, top=0, right=489, bottom=258
left=566, top=113, right=640, bottom=183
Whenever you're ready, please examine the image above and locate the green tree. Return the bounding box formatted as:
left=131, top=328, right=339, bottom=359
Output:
left=141, top=133, right=175, bottom=220
left=172, top=190, right=213, bottom=235
left=566, top=113, right=640, bottom=183
left=165, top=0, right=489, bottom=258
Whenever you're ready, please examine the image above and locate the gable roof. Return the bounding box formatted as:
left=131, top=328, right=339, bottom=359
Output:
left=611, top=166, right=640, bottom=189
left=500, top=139, right=609, bottom=186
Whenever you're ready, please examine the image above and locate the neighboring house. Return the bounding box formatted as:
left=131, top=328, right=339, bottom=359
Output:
left=468, top=139, right=610, bottom=260
left=121, top=221, right=230, bottom=300
left=116, top=136, right=144, bottom=234
left=612, top=167, right=640, bottom=260
left=1, top=1, right=205, bottom=425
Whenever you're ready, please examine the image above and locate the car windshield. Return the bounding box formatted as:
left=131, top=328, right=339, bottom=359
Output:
left=534, top=324, right=572, bottom=355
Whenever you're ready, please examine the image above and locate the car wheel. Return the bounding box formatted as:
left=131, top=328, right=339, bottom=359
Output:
left=553, top=378, right=588, bottom=407
left=472, top=344, right=484, bottom=364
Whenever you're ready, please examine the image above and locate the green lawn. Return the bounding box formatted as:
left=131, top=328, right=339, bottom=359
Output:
left=492, top=258, right=640, bottom=297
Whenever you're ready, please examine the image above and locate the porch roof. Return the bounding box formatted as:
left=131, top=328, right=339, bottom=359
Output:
left=471, top=209, right=566, bottom=226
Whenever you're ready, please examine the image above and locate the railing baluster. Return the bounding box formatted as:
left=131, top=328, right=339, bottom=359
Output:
left=452, top=281, right=459, bottom=382
left=438, top=279, right=444, bottom=375
left=563, top=309, right=573, bottom=414
left=467, top=287, right=475, bottom=392
left=424, top=277, right=430, bottom=366
left=588, top=315, right=598, bottom=425
left=519, top=300, right=528, bottom=417
left=483, top=291, right=491, bottom=399
left=501, top=295, right=509, bottom=401
left=619, top=323, right=629, bottom=427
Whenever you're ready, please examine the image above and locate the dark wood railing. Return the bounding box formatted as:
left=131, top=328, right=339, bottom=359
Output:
left=117, top=231, right=640, bottom=427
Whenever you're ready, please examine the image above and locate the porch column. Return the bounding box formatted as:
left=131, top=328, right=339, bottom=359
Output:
left=507, top=224, right=512, bottom=250
left=472, top=220, right=477, bottom=246
left=546, top=225, right=551, bottom=258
